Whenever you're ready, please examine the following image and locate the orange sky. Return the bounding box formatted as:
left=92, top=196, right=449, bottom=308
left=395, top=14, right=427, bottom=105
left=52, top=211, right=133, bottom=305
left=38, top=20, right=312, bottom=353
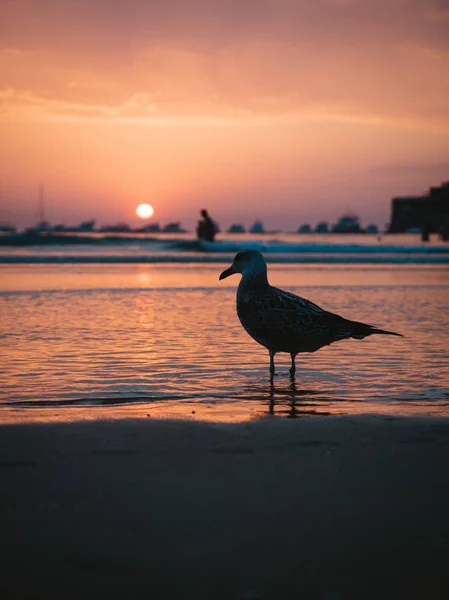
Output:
left=0, top=0, right=448, bottom=230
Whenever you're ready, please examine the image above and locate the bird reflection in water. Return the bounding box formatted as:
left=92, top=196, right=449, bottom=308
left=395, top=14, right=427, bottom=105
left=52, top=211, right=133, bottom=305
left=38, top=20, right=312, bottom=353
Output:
left=268, top=379, right=330, bottom=418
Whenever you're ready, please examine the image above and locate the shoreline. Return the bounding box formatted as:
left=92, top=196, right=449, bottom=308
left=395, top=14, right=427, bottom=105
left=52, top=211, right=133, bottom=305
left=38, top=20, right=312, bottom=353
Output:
left=2, top=398, right=449, bottom=424
left=2, top=415, right=449, bottom=599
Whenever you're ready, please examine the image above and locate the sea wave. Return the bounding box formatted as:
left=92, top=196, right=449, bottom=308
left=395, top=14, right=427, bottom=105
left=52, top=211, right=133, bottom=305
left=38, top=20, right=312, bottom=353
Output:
left=196, top=240, right=449, bottom=254
left=1, top=234, right=448, bottom=264
left=0, top=253, right=448, bottom=264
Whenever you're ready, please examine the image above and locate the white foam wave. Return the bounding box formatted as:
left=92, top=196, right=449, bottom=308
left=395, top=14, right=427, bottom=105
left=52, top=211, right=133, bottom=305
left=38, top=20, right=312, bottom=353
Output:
left=0, top=254, right=448, bottom=264
left=199, top=240, right=449, bottom=254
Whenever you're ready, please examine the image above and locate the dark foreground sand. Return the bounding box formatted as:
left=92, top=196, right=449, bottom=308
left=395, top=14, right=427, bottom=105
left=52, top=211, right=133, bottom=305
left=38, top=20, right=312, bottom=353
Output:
left=1, top=415, right=449, bottom=600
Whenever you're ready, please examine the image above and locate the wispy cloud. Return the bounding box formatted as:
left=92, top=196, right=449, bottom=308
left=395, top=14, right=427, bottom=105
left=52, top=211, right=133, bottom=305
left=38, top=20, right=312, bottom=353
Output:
left=2, top=84, right=449, bottom=133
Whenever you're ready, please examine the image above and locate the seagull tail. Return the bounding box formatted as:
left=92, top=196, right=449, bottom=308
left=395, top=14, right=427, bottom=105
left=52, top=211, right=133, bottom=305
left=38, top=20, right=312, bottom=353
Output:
left=346, top=319, right=403, bottom=340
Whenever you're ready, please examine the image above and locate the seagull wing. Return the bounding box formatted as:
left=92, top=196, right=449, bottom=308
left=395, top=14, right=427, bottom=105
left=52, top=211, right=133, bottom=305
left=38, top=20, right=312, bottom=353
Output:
left=238, top=286, right=339, bottom=341
left=269, top=287, right=324, bottom=316
left=237, top=283, right=401, bottom=350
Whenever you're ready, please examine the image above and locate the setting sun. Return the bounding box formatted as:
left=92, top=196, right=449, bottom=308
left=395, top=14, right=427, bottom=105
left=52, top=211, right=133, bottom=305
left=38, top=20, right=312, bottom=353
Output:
left=136, top=203, right=154, bottom=219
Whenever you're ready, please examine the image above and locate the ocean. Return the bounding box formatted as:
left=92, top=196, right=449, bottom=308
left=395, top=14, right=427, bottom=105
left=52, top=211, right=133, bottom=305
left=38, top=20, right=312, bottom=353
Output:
left=1, top=232, right=448, bottom=423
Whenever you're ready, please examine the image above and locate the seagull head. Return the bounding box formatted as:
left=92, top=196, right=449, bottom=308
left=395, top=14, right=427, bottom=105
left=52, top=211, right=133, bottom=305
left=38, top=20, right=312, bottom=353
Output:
left=219, top=250, right=268, bottom=281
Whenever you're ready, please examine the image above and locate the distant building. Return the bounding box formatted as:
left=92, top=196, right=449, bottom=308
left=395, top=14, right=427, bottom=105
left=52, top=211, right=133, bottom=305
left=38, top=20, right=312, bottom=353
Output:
left=77, top=220, right=96, bottom=232
left=332, top=214, right=362, bottom=233
left=250, top=220, right=265, bottom=234
left=25, top=220, right=52, bottom=234
left=135, top=223, right=161, bottom=233
left=0, top=223, right=16, bottom=233
left=227, top=224, right=245, bottom=233
left=315, top=221, right=329, bottom=233
left=297, top=224, right=312, bottom=233
left=162, top=222, right=186, bottom=233
left=388, top=182, right=449, bottom=233
left=56, top=220, right=97, bottom=233
left=100, top=223, right=131, bottom=232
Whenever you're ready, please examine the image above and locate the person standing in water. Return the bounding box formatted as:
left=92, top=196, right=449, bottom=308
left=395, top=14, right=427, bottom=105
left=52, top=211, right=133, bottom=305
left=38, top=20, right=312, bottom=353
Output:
left=196, top=209, right=216, bottom=242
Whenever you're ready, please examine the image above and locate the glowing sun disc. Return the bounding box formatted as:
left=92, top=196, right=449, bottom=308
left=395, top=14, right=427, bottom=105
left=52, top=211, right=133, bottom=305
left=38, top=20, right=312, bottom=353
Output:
left=136, top=203, right=154, bottom=219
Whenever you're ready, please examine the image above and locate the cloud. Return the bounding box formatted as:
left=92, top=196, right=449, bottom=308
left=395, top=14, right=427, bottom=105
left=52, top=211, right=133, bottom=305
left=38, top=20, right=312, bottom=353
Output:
left=0, top=87, right=256, bottom=126
left=0, top=0, right=448, bottom=130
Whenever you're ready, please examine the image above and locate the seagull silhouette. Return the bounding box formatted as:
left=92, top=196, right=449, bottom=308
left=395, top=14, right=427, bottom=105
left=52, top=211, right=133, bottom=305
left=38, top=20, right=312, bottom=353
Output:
left=219, top=250, right=402, bottom=379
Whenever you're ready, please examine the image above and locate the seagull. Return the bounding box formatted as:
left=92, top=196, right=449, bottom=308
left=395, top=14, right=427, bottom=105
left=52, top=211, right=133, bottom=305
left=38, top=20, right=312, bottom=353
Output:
left=219, top=250, right=402, bottom=379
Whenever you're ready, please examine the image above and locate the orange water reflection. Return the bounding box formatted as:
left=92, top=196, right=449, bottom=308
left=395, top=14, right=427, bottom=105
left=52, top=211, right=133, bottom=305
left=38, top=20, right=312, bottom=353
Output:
left=2, top=390, right=448, bottom=425
left=1, top=264, right=448, bottom=424
left=1, top=262, right=449, bottom=292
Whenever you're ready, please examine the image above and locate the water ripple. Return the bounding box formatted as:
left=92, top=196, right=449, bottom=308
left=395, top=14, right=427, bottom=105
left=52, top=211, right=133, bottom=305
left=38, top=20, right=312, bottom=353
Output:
left=1, top=279, right=448, bottom=422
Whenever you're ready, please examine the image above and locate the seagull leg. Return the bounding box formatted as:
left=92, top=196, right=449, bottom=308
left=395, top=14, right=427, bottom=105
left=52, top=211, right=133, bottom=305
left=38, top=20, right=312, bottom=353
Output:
left=269, top=350, right=275, bottom=380
left=289, top=353, right=296, bottom=379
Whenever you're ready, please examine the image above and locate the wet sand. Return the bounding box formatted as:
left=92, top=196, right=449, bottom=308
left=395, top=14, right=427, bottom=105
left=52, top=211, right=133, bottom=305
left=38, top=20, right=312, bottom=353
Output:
left=1, top=415, right=449, bottom=599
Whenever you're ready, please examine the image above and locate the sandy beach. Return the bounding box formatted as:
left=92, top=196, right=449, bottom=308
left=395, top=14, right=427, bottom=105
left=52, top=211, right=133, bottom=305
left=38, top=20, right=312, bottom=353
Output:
left=1, top=415, right=449, bottom=599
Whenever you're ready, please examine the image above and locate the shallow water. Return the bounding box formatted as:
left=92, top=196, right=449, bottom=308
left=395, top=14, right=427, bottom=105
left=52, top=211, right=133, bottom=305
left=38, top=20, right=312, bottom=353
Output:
left=1, top=263, right=448, bottom=423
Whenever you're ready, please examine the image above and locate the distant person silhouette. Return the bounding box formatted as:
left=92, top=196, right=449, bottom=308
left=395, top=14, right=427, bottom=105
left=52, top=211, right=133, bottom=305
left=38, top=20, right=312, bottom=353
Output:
left=197, top=209, right=216, bottom=242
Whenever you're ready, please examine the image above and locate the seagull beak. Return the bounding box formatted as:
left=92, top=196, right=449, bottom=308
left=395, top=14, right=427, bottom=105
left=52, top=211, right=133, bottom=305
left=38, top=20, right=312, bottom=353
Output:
left=219, top=265, right=235, bottom=280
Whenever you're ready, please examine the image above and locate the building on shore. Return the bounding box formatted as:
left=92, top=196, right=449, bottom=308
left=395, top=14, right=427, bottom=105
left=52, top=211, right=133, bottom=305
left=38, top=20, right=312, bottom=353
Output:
left=100, top=223, right=131, bottom=233
left=388, top=181, right=449, bottom=233
left=0, top=223, right=16, bottom=233
left=331, top=214, right=362, bottom=233
left=162, top=222, right=186, bottom=233
left=250, top=220, right=265, bottom=234
left=227, top=223, right=245, bottom=233
left=135, top=223, right=161, bottom=233
left=315, top=221, right=329, bottom=233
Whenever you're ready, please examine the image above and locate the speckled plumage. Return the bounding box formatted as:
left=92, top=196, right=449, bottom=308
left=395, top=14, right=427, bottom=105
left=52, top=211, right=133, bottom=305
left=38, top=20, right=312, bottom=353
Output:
left=219, top=250, right=402, bottom=378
